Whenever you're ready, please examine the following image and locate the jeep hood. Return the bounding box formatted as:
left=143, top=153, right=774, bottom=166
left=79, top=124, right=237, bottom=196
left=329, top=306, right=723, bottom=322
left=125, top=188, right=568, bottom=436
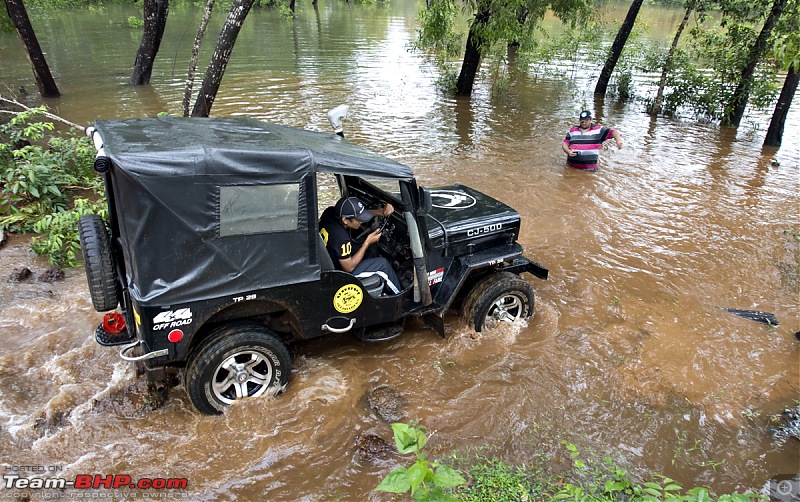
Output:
left=425, top=185, right=521, bottom=250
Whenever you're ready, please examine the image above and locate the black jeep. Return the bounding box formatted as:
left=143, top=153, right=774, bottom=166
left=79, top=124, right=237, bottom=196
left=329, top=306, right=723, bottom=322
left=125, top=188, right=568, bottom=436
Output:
left=79, top=112, right=547, bottom=414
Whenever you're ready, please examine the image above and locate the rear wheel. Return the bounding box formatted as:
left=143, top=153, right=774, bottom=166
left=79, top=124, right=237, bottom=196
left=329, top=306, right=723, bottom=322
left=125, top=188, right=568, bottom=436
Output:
left=185, top=324, right=292, bottom=415
left=462, top=272, right=535, bottom=332
left=78, top=214, right=119, bottom=312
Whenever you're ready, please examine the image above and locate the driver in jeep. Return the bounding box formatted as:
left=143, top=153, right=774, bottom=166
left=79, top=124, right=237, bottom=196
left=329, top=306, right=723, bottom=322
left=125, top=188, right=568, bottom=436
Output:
left=319, top=196, right=401, bottom=294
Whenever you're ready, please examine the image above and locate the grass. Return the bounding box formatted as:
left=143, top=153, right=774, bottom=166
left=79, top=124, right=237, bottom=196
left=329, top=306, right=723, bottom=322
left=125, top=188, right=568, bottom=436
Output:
left=440, top=442, right=763, bottom=501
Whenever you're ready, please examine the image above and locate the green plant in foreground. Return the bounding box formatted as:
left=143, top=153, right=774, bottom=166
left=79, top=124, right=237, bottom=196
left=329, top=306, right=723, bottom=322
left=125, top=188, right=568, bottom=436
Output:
left=555, top=442, right=761, bottom=501
left=375, top=422, right=467, bottom=501
left=456, top=456, right=548, bottom=502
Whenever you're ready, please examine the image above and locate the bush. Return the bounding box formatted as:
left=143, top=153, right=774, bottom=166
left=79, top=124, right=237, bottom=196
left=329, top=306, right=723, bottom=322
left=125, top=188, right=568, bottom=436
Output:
left=31, top=198, right=107, bottom=268
left=1, top=105, right=104, bottom=266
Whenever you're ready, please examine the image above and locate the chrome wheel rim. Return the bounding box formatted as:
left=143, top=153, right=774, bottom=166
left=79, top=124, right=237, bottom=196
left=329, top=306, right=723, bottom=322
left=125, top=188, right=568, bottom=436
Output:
left=212, top=350, right=274, bottom=405
left=484, top=293, right=525, bottom=330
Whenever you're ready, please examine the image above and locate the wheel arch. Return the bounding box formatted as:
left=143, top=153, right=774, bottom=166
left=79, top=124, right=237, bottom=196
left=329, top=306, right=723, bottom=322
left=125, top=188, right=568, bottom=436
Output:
left=187, top=299, right=302, bottom=360
left=445, top=265, right=501, bottom=313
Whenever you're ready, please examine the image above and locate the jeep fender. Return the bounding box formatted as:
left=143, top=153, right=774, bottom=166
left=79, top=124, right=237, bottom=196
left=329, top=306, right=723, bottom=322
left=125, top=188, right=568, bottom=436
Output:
left=433, top=242, right=547, bottom=313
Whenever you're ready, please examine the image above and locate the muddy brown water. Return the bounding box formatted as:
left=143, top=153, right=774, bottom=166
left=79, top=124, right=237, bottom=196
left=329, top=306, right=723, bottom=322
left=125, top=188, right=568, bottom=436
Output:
left=1, top=2, right=798, bottom=500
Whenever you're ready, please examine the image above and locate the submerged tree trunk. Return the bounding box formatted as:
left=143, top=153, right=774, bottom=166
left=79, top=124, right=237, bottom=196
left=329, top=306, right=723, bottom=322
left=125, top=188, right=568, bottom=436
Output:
left=724, top=0, right=787, bottom=127
left=651, top=1, right=693, bottom=116
left=130, top=0, right=169, bottom=85
left=183, top=0, right=216, bottom=117
left=455, top=4, right=490, bottom=97
left=594, top=0, right=644, bottom=97
left=507, top=6, right=528, bottom=56
left=191, top=0, right=255, bottom=117
left=763, top=64, right=798, bottom=147
left=4, top=0, right=59, bottom=97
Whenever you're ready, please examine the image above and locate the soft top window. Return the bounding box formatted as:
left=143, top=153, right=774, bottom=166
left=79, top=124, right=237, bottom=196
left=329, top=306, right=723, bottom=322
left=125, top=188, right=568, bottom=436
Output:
left=219, top=184, right=299, bottom=237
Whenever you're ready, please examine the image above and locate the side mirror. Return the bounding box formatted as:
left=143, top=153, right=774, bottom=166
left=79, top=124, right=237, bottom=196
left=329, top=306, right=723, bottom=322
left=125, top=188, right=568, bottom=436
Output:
left=327, top=104, right=349, bottom=137
left=418, top=187, right=432, bottom=215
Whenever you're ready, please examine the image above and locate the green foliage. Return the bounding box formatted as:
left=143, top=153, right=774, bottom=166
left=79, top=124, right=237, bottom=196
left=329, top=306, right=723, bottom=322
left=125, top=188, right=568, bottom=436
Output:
left=0, top=7, right=13, bottom=33
left=127, top=15, right=144, bottom=29
left=517, top=21, right=606, bottom=78
left=552, top=442, right=761, bottom=502
left=415, top=0, right=463, bottom=59
left=415, top=0, right=593, bottom=95
left=636, top=10, right=781, bottom=121
left=413, top=0, right=463, bottom=95
left=0, top=105, right=102, bottom=266
left=456, top=457, right=549, bottom=502
left=31, top=198, right=108, bottom=267
left=435, top=66, right=460, bottom=94
left=15, top=0, right=108, bottom=17
left=685, top=20, right=778, bottom=118
left=770, top=0, right=799, bottom=70
left=278, top=3, right=295, bottom=21
left=375, top=422, right=467, bottom=501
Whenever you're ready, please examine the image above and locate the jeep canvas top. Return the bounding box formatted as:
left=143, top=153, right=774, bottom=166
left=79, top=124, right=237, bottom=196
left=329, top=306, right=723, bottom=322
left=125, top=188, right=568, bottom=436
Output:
left=79, top=112, right=547, bottom=414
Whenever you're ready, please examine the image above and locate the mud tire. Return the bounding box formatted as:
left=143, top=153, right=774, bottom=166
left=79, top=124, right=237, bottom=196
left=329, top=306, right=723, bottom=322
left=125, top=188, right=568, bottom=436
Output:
left=185, top=324, right=292, bottom=415
left=78, top=214, right=119, bottom=312
left=462, top=272, right=535, bottom=332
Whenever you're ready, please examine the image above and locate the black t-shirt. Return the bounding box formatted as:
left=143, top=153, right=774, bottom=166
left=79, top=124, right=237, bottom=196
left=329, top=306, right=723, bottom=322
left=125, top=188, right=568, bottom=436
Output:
left=319, top=206, right=361, bottom=269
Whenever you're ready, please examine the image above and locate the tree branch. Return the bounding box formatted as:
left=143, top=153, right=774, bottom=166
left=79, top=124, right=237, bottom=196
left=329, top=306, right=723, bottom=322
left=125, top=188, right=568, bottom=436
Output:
left=0, top=96, right=83, bottom=130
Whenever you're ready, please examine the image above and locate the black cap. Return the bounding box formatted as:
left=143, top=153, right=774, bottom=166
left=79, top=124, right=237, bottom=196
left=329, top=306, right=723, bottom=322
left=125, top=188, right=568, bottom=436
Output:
left=335, top=197, right=373, bottom=222
left=579, top=110, right=592, bottom=121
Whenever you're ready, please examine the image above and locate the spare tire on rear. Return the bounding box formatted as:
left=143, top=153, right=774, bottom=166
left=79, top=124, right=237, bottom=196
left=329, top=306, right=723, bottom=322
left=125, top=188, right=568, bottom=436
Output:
left=78, top=214, right=119, bottom=312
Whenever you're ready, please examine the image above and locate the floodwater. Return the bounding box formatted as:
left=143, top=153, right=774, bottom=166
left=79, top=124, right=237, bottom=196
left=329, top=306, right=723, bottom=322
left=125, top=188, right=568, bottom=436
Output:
left=1, top=1, right=798, bottom=500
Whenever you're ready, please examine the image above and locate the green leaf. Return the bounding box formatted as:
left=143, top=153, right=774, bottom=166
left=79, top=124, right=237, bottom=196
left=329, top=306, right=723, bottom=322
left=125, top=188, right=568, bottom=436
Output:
left=432, top=465, right=466, bottom=488
left=392, top=422, right=427, bottom=455
left=425, top=486, right=460, bottom=502
left=407, top=461, right=429, bottom=495
left=375, top=466, right=410, bottom=493
left=686, top=487, right=710, bottom=501
left=392, top=423, right=419, bottom=454
left=605, top=480, right=628, bottom=492
left=644, top=487, right=662, bottom=497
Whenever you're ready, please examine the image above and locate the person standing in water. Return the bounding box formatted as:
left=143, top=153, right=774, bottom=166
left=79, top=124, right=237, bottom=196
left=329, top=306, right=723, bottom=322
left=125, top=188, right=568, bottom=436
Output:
left=562, top=110, right=623, bottom=171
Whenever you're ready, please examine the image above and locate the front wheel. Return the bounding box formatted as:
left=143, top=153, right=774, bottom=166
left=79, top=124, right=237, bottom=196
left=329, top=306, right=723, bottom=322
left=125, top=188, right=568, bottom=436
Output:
left=462, top=272, right=535, bottom=332
left=185, top=324, right=291, bottom=415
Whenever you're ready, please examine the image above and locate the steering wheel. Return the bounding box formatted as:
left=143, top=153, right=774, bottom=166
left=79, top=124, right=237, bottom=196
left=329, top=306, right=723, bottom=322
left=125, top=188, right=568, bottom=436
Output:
left=353, top=216, right=384, bottom=242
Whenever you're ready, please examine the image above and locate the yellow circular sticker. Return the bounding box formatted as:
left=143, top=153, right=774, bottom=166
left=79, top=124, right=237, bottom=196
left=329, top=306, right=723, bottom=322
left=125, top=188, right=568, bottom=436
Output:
left=333, top=284, right=363, bottom=313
